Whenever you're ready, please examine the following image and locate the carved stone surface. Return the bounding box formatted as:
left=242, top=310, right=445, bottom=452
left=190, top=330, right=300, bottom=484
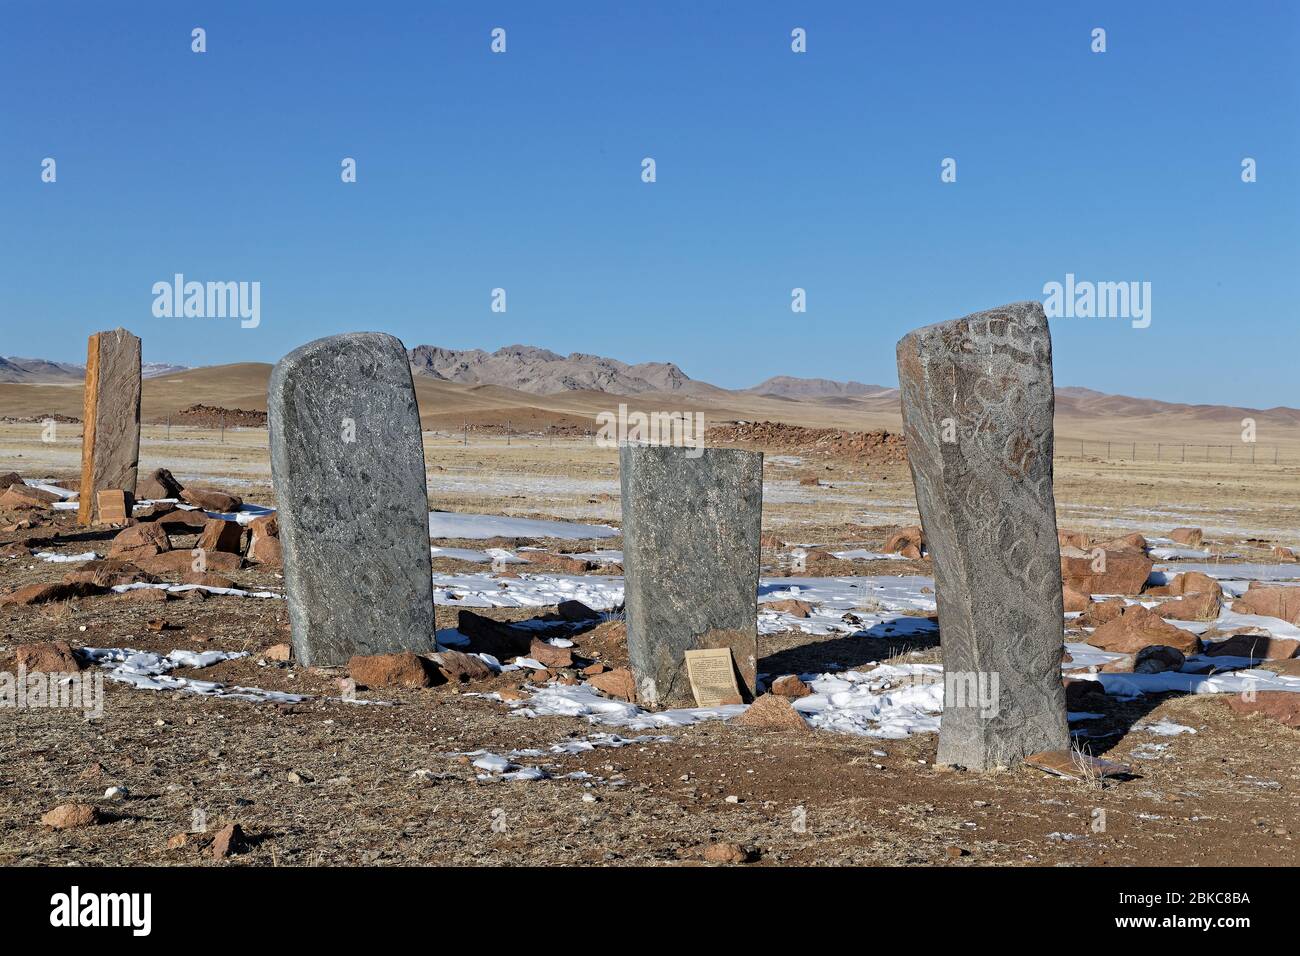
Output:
left=268, top=332, right=436, bottom=666
left=896, top=301, right=1070, bottom=769
left=619, top=444, right=762, bottom=708
left=77, top=329, right=142, bottom=526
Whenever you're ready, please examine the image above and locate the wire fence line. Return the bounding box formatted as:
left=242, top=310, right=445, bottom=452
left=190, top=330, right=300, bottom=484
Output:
left=1058, top=439, right=1293, bottom=465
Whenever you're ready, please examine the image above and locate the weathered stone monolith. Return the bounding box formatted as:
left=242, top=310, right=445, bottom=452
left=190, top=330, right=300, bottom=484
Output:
left=77, top=329, right=142, bottom=526
left=268, top=332, right=436, bottom=666
left=896, top=301, right=1070, bottom=770
left=619, top=444, right=762, bottom=708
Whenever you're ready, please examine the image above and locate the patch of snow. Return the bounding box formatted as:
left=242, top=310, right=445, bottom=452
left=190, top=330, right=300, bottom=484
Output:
left=33, top=550, right=97, bottom=563
left=429, top=511, right=618, bottom=541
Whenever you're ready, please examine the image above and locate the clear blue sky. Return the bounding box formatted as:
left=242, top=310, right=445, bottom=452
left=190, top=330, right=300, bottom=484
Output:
left=2, top=1, right=1296, bottom=407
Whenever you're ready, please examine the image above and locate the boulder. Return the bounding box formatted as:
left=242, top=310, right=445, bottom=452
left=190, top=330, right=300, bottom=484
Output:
left=136, top=467, right=184, bottom=500
left=1169, top=527, right=1203, bottom=547
left=63, top=559, right=158, bottom=588
left=1086, top=604, right=1200, bottom=656
left=15, top=640, right=83, bottom=673
left=0, top=484, right=58, bottom=511
left=1232, top=586, right=1300, bottom=625
left=347, top=652, right=434, bottom=689
left=1060, top=547, right=1153, bottom=596
left=734, top=693, right=810, bottom=732
left=107, top=522, right=171, bottom=559
left=180, top=488, right=243, bottom=513
left=0, top=581, right=107, bottom=607
left=431, top=650, right=492, bottom=684
left=196, top=517, right=244, bottom=554
left=1062, top=586, right=1090, bottom=613
left=134, top=549, right=241, bottom=575
left=587, top=667, right=635, bottom=701
left=764, top=598, right=814, bottom=618
left=1222, top=692, right=1300, bottom=729
left=884, top=525, right=924, bottom=559
left=770, top=674, right=812, bottom=698
left=41, top=804, right=103, bottom=829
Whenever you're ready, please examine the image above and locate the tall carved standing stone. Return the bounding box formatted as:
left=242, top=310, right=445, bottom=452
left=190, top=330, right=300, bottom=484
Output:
left=78, top=329, right=142, bottom=526
left=896, top=301, right=1070, bottom=770
left=619, top=444, right=762, bottom=708
left=269, top=332, right=436, bottom=666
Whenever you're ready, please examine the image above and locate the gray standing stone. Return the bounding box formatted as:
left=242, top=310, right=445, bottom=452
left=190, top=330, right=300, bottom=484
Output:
left=896, top=301, right=1069, bottom=770
left=77, top=328, right=141, bottom=526
left=619, top=444, right=762, bottom=708
left=269, top=332, right=435, bottom=666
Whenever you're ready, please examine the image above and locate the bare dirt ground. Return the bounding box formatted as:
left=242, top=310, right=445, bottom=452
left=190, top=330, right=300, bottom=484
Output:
left=1, top=423, right=1297, bottom=866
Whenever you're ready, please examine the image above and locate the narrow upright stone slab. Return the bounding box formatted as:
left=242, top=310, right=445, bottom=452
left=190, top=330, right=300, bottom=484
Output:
left=269, top=333, right=436, bottom=667
left=78, top=329, right=142, bottom=526
left=896, top=301, right=1070, bottom=770
left=619, top=445, right=762, bottom=708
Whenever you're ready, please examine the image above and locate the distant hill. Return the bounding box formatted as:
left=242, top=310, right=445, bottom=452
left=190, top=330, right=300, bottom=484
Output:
left=0, top=356, right=188, bottom=383
left=406, top=344, right=713, bottom=396
left=746, top=376, right=891, bottom=399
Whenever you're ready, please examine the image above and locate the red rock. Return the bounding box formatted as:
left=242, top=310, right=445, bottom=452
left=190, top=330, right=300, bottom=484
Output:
left=1086, top=604, right=1200, bottom=656
left=702, top=842, right=752, bottom=864
left=1060, top=547, right=1153, bottom=596
left=41, top=804, right=102, bottom=829
left=196, top=518, right=243, bottom=554
left=135, top=549, right=241, bottom=575
left=760, top=533, right=786, bottom=549
left=62, top=560, right=156, bottom=588
left=1169, top=527, right=1203, bottom=547
left=348, top=652, right=433, bottom=689
left=1025, top=750, right=1130, bottom=779
left=770, top=674, right=812, bottom=698
left=587, top=667, right=635, bottom=701
left=107, top=521, right=171, bottom=559
left=245, top=515, right=281, bottom=566
left=209, top=823, right=247, bottom=858
left=155, top=509, right=211, bottom=531
left=431, top=650, right=491, bottom=683
left=1094, top=533, right=1148, bottom=553
left=114, top=587, right=169, bottom=603
left=734, top=693, right=810, bottom=732
left=498, top=687, right=528, bottom=702
left=1202, top=633, right=1299, bottom=660
left=1271, top=546, right=1298, bottom=563
left=0, top=580, right=107, bottom=606
left=15, top=640, right=83, bottom=673
left=529, top=637, right=574, bottom=669
left=166, top=832, right=191, bottom=850
left=182, top=571, right=237, bottom=589
left=181, top=488, right=243, bottom=512
left=137, top=468, right=184, bottom=500
left=1062, top=586, right=1090, bottom=613
left=1222, top=692, right=1300, bottom=729
left=0, top=484, right=58, bottom=510
left=264, top=643, right=293, bottom=662
left=884, top=526, right=925, bottom=558
left=1155, top=589, right=1222, bottom=622
left=1233, top=586, right=1300, bottom=625
left=1076, top=598, right=1125, bottom=629
left=0, top=472, right=24, bottom=489
left=582, top=662, right=609, bottom=676
left=765, top=598, right=814, bottom=618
